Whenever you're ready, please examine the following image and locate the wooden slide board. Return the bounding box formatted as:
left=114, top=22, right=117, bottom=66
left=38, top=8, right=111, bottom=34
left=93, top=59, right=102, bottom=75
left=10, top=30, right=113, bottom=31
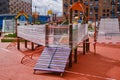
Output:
left=34, top=47, right=71, bottom=73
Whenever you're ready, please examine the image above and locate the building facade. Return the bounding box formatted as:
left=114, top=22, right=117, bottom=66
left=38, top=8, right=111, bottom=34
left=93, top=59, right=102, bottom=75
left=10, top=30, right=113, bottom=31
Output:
left=63, top=0, right=120, bottom=21
left=0, top=0, right=32, bottom=15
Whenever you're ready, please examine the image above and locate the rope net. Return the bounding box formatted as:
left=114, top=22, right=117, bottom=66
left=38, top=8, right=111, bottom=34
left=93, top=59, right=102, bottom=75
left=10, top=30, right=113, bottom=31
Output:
left=17, top=24, right=88, bottom=47
left=17, top=25, right=45, bottom=45
left=97, top=18, right=120, bottom=44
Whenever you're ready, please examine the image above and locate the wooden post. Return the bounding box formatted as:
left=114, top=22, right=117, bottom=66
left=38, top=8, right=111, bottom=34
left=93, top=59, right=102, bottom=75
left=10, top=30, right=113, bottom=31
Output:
left=45, top=24, right=49, bottom=47
left=15, top=19, right=17, bottom=35
left=25, top=40, right=27, bottom=48
left=69, top=24, right=73, bottom=67
left=17, top=37, right=20, bottom=50
left=15, top=19, right=20, bottom=50
left=86, top=38, right=90, bottom=52
left=31, top=42, right=34, bottom=50
left=83, top=40, right=86, bottom=55
left=74, top=47, right=77, bottom=63
left=85, top=5, right=90, bottom=52
left=69, top=8, right=73, bottom=67
left=69, top=9, right=72, bottom=24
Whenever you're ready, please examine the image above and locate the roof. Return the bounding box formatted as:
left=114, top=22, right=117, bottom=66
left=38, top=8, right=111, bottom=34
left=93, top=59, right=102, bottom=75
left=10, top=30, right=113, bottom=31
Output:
left=69, top=2, right=86, bottom=13
left=15, top=11, right=28, bottom=19
left=0, top=14, right=16, bottom=17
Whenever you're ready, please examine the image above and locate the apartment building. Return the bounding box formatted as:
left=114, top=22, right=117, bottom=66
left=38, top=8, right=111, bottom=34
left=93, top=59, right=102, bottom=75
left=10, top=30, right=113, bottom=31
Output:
left=63, top=0, right=120, bottom=21
left=0, top=0, right=32, bottom=15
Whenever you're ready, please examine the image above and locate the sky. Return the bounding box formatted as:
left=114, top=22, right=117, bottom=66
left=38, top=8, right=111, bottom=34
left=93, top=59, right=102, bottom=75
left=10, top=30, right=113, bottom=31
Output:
left=32, top=0, right=63, bottom=16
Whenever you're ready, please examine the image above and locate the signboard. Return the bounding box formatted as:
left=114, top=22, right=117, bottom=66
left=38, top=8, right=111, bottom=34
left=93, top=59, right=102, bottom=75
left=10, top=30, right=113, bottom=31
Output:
left=2, top=19, right=15, bottom=33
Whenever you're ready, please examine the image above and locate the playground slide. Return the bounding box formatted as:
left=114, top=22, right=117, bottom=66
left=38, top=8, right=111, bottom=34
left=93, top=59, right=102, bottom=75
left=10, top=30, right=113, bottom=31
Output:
left=34, top=47, right=71, bottom=75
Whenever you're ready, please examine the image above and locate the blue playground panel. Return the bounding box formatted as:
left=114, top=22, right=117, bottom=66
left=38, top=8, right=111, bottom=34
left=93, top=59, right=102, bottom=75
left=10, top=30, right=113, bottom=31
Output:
left=38, top=15, right=50, bottom=23
left=0, top=15, right=50, bottom=29
left=0, top=20, right=2, bottom=30
left=0, top=15, right=15, bottom=30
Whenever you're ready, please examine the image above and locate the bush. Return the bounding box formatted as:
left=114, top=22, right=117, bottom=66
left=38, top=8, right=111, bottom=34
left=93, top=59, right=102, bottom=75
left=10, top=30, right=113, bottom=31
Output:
left=4, top=33, right=17, bottom=37
left=1, top=38, right=25, bottom=42
left=34, top=20, right=41, bottom=25
left=1, top=38, right=16, bottom=42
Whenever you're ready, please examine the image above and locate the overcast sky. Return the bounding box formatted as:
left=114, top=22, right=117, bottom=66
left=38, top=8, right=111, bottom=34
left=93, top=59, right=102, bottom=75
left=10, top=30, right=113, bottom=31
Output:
left=32, top=0, right=63, bottom=16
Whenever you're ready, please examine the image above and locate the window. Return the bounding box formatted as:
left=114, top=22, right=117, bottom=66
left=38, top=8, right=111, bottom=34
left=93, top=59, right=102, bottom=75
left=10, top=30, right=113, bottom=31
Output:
left=118, top=6, right=120, bottom=11
left=107, top=9, right=109, bottom=12
left=74, top=0, right=78, bottom=2
left=94, top=6, right=99, bottom=12
left=64, top=3, right=68, bottom=7
left=74, top=10, right=78, bottom=13
left=95, top=14, right=98, bottom=19
left=70, top=0, right=72, bottom=5
left=103, top=9, right=105, bottom=12
left=111, top=0, right=115, bottom=5
left=103, top=14, right=105, bottom=16
left=107, top=14, right=109, bottom=16
left=90, top=12, right=93, bottom=16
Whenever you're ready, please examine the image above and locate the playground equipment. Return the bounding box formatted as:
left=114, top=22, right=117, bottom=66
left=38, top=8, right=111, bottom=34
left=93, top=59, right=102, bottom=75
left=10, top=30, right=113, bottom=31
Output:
left=97, top=18, right=120, bottom=44
left=17, top=2, right=89, bottom=76
left=2, top=19, right=15, bottom=33
left=15, top=11, right=29, bottom=26
left=17, top=23, right=88, bottom=76
left=4, top=11, right=29, bottom=49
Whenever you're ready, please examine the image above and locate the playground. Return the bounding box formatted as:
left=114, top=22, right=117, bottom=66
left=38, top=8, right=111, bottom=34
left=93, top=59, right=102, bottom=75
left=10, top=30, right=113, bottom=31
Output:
left=0, top=38, right=120, bottom=80
left=0, top=1, right=120, bottom=80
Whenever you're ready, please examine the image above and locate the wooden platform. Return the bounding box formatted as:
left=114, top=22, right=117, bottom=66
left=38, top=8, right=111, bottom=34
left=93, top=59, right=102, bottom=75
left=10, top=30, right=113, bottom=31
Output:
left=33, top=47, right=71, bottom=75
